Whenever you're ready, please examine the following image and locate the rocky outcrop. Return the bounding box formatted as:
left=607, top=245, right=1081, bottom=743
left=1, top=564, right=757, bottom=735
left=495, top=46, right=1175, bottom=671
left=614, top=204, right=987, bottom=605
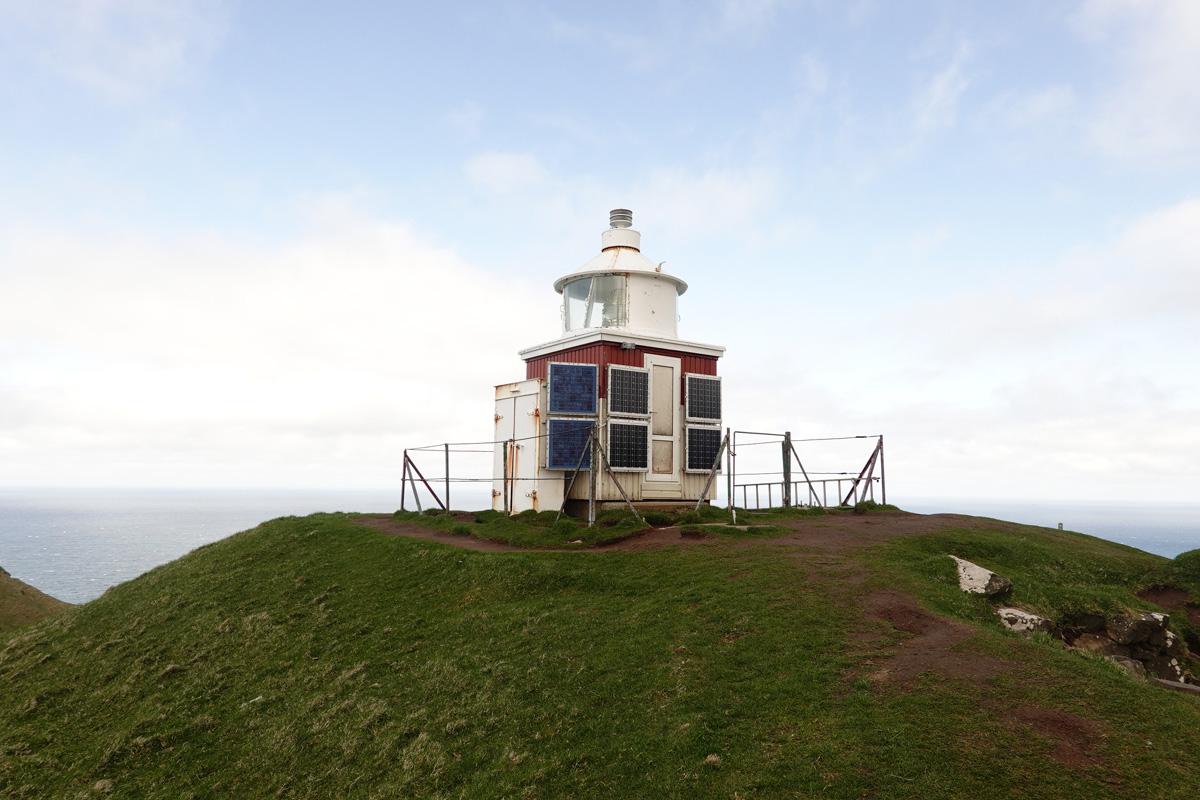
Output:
left=949, top=556, right=1012, bottom=596
left=1065, top=611, right=1189, bottom=683
left=944, top=553, right=1196, bottom=687
left=996, top=607, right=1053, bottom=635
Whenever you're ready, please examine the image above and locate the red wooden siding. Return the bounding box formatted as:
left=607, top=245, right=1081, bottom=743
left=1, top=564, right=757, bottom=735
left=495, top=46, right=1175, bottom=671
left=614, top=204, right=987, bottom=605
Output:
left=525, top=342, right=718, bottom=401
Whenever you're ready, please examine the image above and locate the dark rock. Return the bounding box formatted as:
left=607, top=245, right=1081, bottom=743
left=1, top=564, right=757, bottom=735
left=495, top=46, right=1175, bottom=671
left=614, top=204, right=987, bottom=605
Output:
left=1108, top=612, right=1168, bottom=645
left=1164, top=630, right=1187, bottom=660
left=1073, top=634, right=1129, bottom=658
left=1107, top=655, right=1147, bottom=679
left=1142, top=655, right=1185, bottom=682
left=1148, top=678, right=1200, bottom=696
left=1130, top=643, right=1160, bottom=661
left=1147, top=628, right=1168, bottom=648
left=1074, top=614, right=1107, bottom=634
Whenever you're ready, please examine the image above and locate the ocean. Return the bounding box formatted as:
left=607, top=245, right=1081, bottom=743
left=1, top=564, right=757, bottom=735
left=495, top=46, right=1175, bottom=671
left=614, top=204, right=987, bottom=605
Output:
left=0, top=488, right=403, bottom=605
left=1, top=488, right=1197, bottom=605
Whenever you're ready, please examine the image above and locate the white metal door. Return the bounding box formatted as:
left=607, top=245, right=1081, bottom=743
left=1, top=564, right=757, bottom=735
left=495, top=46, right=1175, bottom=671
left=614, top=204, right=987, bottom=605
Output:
left=644, top=354, right=680, bottom=483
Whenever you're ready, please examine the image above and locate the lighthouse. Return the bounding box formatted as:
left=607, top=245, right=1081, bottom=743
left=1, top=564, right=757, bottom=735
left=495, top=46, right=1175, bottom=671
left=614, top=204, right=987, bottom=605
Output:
left=492, top=209, right=726, bottom=514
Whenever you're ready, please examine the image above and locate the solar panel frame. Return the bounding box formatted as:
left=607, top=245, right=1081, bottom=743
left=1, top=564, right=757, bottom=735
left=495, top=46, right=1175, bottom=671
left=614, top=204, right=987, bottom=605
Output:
left=684, top=374, right=722, bottom=423
left=685, top=425, right=724, bottom=473
left=606, top=365, right=650, bottom=418
left=548, top=362, right=598, bottom=415
left=606, top=420, right=650, bottom=471
left=545, top=418, right=594, bottom=471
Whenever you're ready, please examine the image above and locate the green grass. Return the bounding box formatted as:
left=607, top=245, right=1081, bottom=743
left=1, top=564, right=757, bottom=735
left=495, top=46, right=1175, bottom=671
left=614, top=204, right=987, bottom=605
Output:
left=392, top=508, right=648, bottom=547
left=0, top=569, right=71, bottom=633
left=2, top=512, right=1199, bottom=798
left=392, top=505, right=795, bottom=548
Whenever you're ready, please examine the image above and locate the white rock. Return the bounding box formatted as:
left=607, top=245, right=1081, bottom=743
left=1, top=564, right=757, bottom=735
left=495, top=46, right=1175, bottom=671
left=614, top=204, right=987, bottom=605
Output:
left=997, top=607, right=1053, bottom=635
left=949, top=555, right=1013, bottom=596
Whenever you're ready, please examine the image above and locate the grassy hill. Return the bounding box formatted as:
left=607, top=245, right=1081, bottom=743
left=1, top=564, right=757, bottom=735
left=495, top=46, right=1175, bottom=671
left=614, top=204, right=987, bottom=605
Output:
left=1, top=509, right=1198, bottom=799
left=0, top=566, right=71, bottom=633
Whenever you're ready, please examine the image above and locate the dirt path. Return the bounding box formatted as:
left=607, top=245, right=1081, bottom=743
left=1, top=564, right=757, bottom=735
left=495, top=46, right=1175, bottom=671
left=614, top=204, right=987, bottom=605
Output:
left=352, top=515, right=723, bottom=552
left=352, top=511, right=1022, bottom=554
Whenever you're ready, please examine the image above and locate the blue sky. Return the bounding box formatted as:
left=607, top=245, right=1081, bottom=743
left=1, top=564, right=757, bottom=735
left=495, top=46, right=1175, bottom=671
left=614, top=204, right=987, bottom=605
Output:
left=1, top=1, right=1197, bottom=503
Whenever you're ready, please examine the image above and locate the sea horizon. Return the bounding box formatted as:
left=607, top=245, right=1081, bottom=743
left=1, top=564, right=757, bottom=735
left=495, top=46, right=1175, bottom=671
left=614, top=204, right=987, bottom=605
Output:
left=1, top=487, right=1197, bottom=605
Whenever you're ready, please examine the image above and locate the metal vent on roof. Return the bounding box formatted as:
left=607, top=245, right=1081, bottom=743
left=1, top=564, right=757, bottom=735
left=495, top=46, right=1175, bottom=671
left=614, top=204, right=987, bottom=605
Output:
left=609, top=209, right=633, bottom=228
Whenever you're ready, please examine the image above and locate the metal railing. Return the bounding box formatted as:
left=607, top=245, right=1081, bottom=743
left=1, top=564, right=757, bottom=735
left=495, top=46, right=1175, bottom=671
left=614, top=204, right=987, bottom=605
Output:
left=727, top=431, right=885, bottom=517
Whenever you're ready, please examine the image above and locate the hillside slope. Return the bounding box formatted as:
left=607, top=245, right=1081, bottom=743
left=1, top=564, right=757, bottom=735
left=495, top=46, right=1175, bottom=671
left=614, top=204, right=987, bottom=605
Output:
left=0, top=566, right=70, bottom=633
left=1, top=511, right=1198, bottom=799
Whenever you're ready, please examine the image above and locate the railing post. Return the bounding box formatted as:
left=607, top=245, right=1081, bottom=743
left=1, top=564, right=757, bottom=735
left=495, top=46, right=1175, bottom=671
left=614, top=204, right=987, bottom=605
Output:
left=444, top=443, right=450, bottom=513
left=782, top=431, right=792, bottom=508
left=727, top=428, right=735, bottom=524
left=879, top=436, right=886, bottom=506
left=588, top=424, right=597, bottom=528
left=502, top=440, right=510, bottom=516
left=400, top=450, right=408, bottom=512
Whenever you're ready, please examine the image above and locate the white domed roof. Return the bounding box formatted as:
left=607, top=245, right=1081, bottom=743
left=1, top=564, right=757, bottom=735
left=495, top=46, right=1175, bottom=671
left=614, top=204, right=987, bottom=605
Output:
left=552, top=211, right=687, bottom=295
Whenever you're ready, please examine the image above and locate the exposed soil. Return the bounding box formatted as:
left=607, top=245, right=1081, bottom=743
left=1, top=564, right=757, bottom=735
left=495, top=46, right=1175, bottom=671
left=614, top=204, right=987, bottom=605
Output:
left=1137, top=585, right=1200, bottom=627
left=860, top=589, right=1010, bottom=684
left=352, top=516, right=721, bottom=552
left=353, top=516, right=521, bottom=552
left=1002, top=706, right=1103, bottom=768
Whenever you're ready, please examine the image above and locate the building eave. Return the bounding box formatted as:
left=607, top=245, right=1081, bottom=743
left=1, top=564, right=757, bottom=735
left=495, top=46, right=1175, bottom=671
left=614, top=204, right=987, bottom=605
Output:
left=518, top=329, right=726, bottom=361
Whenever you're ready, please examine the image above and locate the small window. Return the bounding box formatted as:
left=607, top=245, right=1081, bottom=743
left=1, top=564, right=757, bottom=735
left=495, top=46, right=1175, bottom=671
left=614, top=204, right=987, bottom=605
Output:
left=608, top=365, right=649, bottom=417
left=685, top=426, right=724, bottom=473
left=607, top=421, right=649, bottom=471
left=685, top=375, right=722, bottom=422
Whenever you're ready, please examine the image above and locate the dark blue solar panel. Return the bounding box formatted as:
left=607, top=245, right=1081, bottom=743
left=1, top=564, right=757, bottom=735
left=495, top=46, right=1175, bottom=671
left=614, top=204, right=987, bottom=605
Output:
left=686, top=427, right=723, bottom=472
left=686, top=375, right=721, bottom=421
left=547, top=419, right=593, bottom=470
left=548, top=363, right=597, bottom=415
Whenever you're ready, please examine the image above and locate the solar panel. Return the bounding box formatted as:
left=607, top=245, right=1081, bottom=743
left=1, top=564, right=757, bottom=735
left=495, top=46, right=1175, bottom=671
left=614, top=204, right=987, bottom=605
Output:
left=548, top=363, right=598, bottom=415
left=546, top=418, right=593, bottom=470
left=608, top=366, right=649, bottom=417
left=685, top=375, right=721, bottom=422
left=686, top=426, right=723, bottom=473
left=607, top=421, right=649, bottom=470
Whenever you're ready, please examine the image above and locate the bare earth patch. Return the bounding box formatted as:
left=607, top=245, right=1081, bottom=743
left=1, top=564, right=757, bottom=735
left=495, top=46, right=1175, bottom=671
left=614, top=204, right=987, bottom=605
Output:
left=861, top=588, right=1010, bottom=684
left=1137, top=585, right=1200, bottom=627
left=1002, top=705, right=1104, bottom=768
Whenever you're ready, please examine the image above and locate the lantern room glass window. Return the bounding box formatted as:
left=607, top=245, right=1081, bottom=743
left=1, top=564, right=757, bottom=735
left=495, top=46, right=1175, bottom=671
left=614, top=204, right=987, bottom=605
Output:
left=564, top=275, right=627, bottom=332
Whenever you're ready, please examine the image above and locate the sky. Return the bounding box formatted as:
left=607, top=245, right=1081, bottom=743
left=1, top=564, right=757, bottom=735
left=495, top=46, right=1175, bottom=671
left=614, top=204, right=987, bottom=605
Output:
left=0, top=0, right=1197, bottom=503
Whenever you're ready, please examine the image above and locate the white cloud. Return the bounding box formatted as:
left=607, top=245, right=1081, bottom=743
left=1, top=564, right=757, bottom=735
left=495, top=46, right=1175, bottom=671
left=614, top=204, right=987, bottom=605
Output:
left=0, top=205, right=545, bottom=487
left=1073, top=0, right=1200, bottom=164
left=908, top=39, right=973, bottom=145
left=896, top=197, right=1200, bottom=361
left=464, top=152, right=548, bottom=194
left=631, top=167, right=779, bottom=237
left=0, top=0, right=229, bottom=101
left=976, top=85, right=1076, bottom=133
left=710, top=0, right=786, bottom=38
